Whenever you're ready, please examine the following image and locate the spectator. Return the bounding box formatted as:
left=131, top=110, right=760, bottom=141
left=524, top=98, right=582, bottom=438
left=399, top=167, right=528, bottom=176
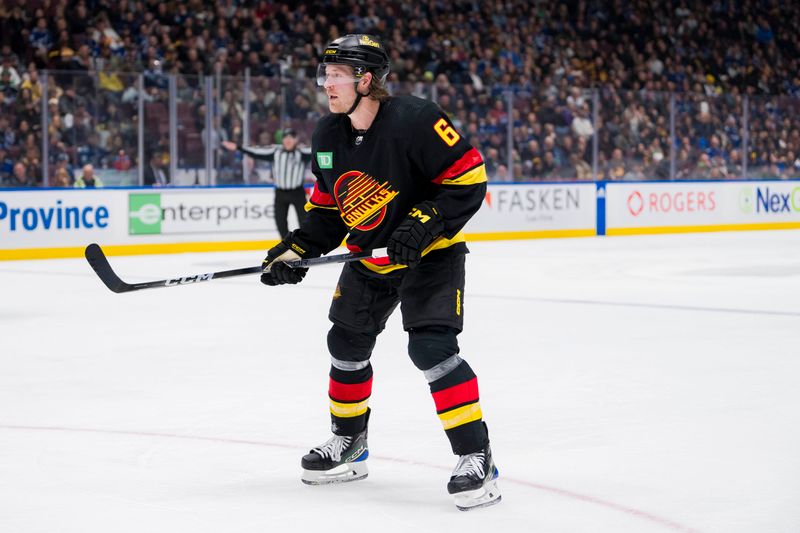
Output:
left=53, top=154, right=75, bottom=183
left=0, top=58, right=21, bottom=90
left=52, top=167, right=71, bottom=187
left=571, top=105, right=594, bottom=139
left=695, top=153, right=713, bottom=179
left=623, top=163, right=647, bottom=181
left=494, top=164, right=510, bottom=182
left=541, top=151, right=557, bottom=178
left=74, top=164, right=103, bottom=188
left=529, top=156, right=545, bottom=179
left=2, top=0, right=800, bottom=184
left=0, top=69, right=19, bottom=104
left=0, top=115, right=15, bottom=149
left=482, top=147, right=501, bottom=178
left=144, top=153, right=169, bottom=186
left=0, top=147, right=13, bottom=180
left=572, top=154, right=593, bottom=181
left=0, top=45, right=20, bottom=71
left=112, top=150, right=133, bottom=171
left=19, top=66, right=42, bottom=102
left=2, top=162, right=36, bottom=187
left=727, top=150, right=743, bottom=178
left=28, top=18, right=53, bottom=59
left=77, top=132, right=108, bottom=168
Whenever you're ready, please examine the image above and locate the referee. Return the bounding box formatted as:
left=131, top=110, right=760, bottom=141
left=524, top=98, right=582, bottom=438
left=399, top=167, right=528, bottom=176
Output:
left=222, top=128, right=311, bottom=238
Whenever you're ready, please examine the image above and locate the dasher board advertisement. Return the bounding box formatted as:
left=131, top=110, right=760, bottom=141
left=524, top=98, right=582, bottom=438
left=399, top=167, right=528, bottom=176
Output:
left=467, top=183, right=597, bottom=238
left=605, top=181, right=800, bottom=234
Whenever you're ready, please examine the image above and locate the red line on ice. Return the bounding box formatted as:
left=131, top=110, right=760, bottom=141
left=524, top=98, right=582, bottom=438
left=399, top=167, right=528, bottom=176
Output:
left=0, top=424, right=701, bottom=532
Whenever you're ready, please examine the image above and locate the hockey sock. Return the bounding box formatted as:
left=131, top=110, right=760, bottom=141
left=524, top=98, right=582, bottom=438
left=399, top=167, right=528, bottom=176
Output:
left=408, top=326, right=489, bottom=455
left=328, top=365, right=372, bottom=435
left=327, top=325, right=376, bottom=435
left=429, top=362, right=488, bottom=455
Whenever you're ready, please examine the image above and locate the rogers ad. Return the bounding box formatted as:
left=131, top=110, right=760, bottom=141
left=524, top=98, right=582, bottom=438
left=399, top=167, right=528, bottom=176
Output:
left=606, top=181, right=800, bottom=233
left=625, top=189, right=717, bottom=217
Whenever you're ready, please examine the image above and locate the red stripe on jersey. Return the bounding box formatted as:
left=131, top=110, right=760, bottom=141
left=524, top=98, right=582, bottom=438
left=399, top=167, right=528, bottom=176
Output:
left=329, top=376, right=373, bottom=402
left=309, top=182, right=337, bottom=207
left=432, top=377, right=480, bottom=413
left=432, top=148, right=484, bottom=185
left=345, top=244, right=390, bottom=265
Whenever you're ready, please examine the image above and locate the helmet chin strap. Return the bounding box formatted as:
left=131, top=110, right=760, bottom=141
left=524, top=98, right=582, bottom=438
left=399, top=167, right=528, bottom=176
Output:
left=345, top=82, right=369, bottom=116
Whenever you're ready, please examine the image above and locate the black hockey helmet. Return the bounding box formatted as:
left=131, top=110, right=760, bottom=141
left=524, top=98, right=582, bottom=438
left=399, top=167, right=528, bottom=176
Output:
left=319, top=34, right=390, bottom=84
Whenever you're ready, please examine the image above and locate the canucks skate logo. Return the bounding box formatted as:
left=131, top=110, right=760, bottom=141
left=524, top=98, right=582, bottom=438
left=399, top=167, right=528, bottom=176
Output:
left=333, top=171, right=398, bottom=231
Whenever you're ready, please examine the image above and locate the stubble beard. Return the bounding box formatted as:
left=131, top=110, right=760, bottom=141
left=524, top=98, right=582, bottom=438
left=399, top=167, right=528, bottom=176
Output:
left=328, top=94, right=354, bottom=114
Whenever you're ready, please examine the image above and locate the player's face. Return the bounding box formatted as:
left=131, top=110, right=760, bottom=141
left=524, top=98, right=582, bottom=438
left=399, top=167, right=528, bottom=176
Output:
left=321, top=65, right=359, bottom=113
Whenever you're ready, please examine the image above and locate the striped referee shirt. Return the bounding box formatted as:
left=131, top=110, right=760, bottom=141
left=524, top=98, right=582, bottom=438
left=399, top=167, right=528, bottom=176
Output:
left=240, top=145, right=312, bottom=189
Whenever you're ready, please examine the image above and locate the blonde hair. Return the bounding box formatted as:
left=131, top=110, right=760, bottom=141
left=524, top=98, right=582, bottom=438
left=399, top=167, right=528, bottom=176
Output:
left=367, top=76, right=390, bottom=102
left=53, top=168, right=70, bottom=187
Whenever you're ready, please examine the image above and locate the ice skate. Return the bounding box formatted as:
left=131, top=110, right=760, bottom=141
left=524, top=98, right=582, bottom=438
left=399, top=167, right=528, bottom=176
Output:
left=447, top=444, right=501, bottom=511
left=301, top=428, right=369, bottom=485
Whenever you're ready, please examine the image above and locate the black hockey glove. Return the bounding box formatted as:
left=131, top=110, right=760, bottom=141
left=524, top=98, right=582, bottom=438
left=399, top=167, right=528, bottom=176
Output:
left=387, top=201, right=445, bottom=268
left=261, top=232, right=315, bottom=286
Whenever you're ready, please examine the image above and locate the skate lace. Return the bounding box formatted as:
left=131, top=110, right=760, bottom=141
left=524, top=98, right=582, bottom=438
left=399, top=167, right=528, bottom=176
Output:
left=312, top=435, right=353, bottom=462
left=452, top=451, right=486, bottom=480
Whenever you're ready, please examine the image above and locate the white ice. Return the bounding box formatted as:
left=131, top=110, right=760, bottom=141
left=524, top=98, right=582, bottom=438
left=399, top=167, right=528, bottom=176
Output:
left=1, top=231, right=799, bottom=533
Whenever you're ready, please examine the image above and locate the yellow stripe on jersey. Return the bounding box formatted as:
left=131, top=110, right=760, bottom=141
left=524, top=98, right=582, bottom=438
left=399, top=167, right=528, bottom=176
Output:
left=440, top=164, right=488, bottom=186
left=357, top=231, right=467, bottom=274
left=330, top=398, right=370, bottom=418
left=438, top=402, right=483, bottom=430
left=305, top=200, right=339, bottom=212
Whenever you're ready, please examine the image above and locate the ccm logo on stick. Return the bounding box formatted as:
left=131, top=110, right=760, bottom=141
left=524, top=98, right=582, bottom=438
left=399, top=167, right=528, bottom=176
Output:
left=165, top=273, right=214, bottom=286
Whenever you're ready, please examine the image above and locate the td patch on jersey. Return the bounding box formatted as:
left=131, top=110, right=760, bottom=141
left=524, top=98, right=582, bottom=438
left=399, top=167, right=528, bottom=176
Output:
left=317, top=152, right=333, bottom=169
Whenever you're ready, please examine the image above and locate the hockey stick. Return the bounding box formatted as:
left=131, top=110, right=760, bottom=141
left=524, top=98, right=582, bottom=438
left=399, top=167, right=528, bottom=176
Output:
left=84, top=243, right=388, bottom=294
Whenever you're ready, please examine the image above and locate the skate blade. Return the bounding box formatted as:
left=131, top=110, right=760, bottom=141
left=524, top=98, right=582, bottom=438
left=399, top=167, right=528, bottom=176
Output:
left=454, top=479, right=501, bottom=511
left=301, top=461, right=368, bottom=486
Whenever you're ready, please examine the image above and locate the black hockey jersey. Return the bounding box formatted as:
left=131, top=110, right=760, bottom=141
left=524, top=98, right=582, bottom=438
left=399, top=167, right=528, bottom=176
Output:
left=297, top=95, right=487, bottom=276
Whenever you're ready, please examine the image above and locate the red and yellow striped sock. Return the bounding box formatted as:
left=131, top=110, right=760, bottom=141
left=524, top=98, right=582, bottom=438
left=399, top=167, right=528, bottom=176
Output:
left=328, top=373, right=372, bottom=435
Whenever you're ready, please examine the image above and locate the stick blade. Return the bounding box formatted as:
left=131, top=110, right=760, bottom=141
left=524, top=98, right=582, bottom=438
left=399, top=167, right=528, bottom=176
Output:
left=85, top=243, right=131, bottom=293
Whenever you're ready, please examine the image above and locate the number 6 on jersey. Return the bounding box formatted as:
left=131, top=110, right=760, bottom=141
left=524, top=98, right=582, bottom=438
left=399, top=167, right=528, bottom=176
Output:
left=434, top=118, right=460, bottom=147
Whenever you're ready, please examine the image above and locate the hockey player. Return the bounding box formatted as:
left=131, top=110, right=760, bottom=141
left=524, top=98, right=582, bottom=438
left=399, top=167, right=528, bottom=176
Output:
left=260, top=34, right=500, bottom=511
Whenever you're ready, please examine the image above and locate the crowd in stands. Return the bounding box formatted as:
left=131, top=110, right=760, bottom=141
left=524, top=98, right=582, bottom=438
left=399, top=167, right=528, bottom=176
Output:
left=2, top=0, right=800, bottom=187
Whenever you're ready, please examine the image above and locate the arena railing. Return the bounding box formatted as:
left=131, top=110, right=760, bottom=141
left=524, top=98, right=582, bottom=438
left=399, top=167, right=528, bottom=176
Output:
left=10, top=70, right=800, bottom=187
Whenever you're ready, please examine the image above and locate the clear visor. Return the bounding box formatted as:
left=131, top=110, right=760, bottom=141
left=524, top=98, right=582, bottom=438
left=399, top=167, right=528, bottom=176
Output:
left=316, top=64, right=360, bottom=87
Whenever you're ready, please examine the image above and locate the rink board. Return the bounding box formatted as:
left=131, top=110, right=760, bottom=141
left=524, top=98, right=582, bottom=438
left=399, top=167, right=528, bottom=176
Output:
left=0, top=184, right=596, bottom=259
left=604, top=181, right=800, bottom=235
left=1, top=181, right=798, bottom=259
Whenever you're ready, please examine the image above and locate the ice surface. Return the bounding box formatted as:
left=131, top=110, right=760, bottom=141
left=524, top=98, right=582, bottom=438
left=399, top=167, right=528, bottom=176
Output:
left=2, top=231, right=799, bottom=533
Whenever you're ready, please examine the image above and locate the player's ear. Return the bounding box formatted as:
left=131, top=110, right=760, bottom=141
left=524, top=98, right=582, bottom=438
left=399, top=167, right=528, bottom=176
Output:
left=359, top=72, right=373, bottom=93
